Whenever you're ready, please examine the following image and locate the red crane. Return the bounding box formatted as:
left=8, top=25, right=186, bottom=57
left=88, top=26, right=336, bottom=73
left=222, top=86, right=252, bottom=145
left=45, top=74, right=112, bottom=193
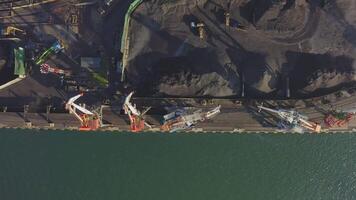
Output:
left=123, top=92, right=151, bottom=132
left=65, top=93, right=101, bottom=131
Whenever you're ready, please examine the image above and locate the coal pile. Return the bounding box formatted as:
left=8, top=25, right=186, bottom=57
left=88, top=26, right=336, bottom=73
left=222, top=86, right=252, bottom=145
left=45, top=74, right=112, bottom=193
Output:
left=126, top=0, right=356, bottom=98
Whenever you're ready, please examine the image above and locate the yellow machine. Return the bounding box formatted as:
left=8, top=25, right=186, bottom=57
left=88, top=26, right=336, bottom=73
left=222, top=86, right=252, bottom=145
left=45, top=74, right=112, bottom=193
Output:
left=225, top=12, right=230, bottom=27
left=1, top=26, right=26, bottom=36
left=196, top=23, right=205, bottom=39
left=224, top=12, right=247, bottom=31
left=191, top=21, right=206, bottom=39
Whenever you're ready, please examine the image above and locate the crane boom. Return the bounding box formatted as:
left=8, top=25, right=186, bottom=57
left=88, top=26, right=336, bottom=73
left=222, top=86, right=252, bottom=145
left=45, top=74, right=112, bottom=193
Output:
left=161, top=106, right=221, bottom=132
left=66, top=93, right=83, bottom=107
left=206, top=105, right=221, bottom=118
left=123, top=91, right=151, bottom=132
left=124, top=92, right=140, bottom=116
left=66, top=94, right=100, bottom=131
left=258, top=105, right=321, bottom=133
left=258, top=106, right=280, bottom=115
left=70, top=103, right=94, bottom=115
left=66, top=94, right=94, bottom=115
left=35, top=41, right=63, bottom=65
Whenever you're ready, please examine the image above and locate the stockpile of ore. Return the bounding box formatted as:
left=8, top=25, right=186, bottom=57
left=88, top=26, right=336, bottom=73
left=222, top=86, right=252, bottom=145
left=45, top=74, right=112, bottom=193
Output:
left=126, top=0, right=356, bottom=98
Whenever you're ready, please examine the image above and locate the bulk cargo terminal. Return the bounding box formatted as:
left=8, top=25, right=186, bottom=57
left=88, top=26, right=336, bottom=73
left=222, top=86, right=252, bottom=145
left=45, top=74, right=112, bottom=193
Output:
left=0, top=0, right=355, bottom=133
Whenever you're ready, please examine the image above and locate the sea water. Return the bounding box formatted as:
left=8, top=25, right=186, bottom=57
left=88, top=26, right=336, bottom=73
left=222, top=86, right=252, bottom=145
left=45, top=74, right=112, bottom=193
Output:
left=0, top=129, right=355, bottom=200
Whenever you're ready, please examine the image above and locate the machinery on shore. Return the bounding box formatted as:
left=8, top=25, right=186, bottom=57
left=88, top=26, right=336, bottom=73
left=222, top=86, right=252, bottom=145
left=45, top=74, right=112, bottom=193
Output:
left=224, top=12, right=246, bottom=31
left=123, top=92, right=152, bottom=132
left=66, top=93, right=101, bottom=131
left=35, top=40, right=63, bottom=65
left=0, top=26, right=26, bottom=37
left=190, top=21, right=206, bottom=39
left=40, top=63, right=71, bottom=76
left=258, top=105, right=321, bottom=133
left=161, top=105, right=221, bottom=132
left=324, top=108, right=356, bottom=128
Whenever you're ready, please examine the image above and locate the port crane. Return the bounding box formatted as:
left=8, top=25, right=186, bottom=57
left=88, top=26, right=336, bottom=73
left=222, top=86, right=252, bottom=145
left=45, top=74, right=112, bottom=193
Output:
left=40, top=63, right=71, bottom=76
left=123, top=92, right=152, bottom=132
left=35, top=40, right=63, bottom=65
left=66, top=93, right=101, bottom=131
left=161, top=105, right=221, bottom=132
left=258, top=105, right=321, bottom=133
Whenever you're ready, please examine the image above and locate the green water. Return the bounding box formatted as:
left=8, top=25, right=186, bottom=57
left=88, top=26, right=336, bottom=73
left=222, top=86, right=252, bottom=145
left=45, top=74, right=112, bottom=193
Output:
left=0, top=129, right=355, bottom=200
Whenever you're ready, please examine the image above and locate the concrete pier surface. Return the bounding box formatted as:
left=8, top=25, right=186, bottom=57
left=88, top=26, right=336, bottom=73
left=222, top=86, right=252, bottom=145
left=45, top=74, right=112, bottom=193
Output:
left=0, top=93, right=355, bottom=133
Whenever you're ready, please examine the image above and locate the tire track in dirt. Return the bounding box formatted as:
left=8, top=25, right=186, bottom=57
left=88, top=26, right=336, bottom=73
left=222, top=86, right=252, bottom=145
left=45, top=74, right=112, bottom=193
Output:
left=270, top=3, right=321, bottom=44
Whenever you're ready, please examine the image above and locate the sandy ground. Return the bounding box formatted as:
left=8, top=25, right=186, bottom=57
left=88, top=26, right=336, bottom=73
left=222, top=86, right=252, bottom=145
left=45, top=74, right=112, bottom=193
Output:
left=126, top=0, right=356, bottom=98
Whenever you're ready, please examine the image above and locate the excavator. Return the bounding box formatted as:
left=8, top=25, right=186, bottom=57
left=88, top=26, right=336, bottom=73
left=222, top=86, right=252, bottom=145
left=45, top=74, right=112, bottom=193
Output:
left=0, top=26, right=26, bottom=37
left=161, top=105, right=221, bottom=132
left=258, top=105, right=321, bottom=133
left=66, top=93, right=101, bottom=131
left=123, top=92, right=152, bottom=132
